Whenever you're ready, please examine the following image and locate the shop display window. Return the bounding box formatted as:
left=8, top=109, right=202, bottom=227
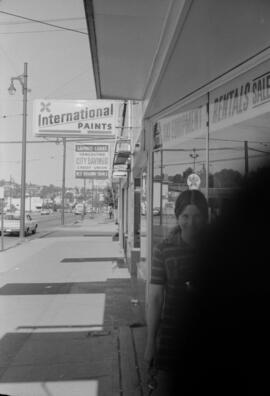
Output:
left=152, top=60, right=270, bottom=252
left=209, top=60, right=270, bottom=220
left=152, top=97, right=208, bottom=248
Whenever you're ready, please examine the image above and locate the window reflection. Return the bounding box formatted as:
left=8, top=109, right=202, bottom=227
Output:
left=152, top=98, right=208, bottom=249
left=152, top=75, right=270, bottom=250
left=208, top=116, right=270, bottom=219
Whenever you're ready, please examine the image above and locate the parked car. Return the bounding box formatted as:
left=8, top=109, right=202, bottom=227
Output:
left=40, top=208, right=50, bottom=215
left=74, top=203, right=84, bottom=215
left=1, top=213, right=38, bottom=236
left=153, top=207, right=161, bottom=216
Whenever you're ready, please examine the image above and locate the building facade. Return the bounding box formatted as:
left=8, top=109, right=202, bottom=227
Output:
left=84, top=0, right=270, bottom=300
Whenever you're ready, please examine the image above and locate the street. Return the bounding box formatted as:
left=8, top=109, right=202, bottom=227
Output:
left=1, top=212, right=79, bottom=251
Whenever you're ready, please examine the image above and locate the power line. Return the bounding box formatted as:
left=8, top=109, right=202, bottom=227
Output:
left=0, top=157, right=55, bottom=163
left=44, top=69, right=90, bottom=98
left=0, top=140, right=60, bottom=144
left=0, top=28, right=87, bottom=35
left=0, top=10, right=88, bottom=35
left=196, top=137, right=270, bottom=144
left=1, top=114, right=22, bottom=119
left=163, top=152, right=270, bottom=168
left=0, top=16, right=85, bottom=25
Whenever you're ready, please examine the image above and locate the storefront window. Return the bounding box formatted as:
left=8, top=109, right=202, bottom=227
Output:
left=151, top=60, right=270, bottom=252
left=152, top=97, right=208, bottom=248
left=209, top=60, right=270, bottom=219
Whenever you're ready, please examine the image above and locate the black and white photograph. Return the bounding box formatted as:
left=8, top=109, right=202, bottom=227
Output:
left=1, top=1, right=270, bottom=395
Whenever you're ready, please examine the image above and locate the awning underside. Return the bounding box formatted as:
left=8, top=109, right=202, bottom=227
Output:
left=84, top=0, right=172, bottom=100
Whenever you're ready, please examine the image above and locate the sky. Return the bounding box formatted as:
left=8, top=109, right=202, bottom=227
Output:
left=0, top=0, right=100, bottom=188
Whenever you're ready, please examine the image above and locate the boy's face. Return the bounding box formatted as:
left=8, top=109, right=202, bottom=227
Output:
left=177, top=204, right=205, bottom=238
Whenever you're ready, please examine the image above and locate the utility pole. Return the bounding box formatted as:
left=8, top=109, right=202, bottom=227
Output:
left=29, top=188, right=32, bottom=213
left=84, top=178, right=86, bottom=201
left=8, top=62, right=29, bottom=241
left=9, top=175, right=12, bottom=209
left=83, top=178, right=86, bottom=217
left=92, top=179, right=94, bottom=209
left=190, top=148, right=199, bottom=172
left=0, top=187, right=4, bottom=251
left=61, top=138, right=66, bottom=225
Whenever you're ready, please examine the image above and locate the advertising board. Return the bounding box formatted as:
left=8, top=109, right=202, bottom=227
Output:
left=74, top=144, right=110, bottom=179
left=33, top=100, right=118, bottom=138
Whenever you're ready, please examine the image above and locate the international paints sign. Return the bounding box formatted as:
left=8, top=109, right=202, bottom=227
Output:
left=210, top=60, right=270, bottom=132
left=74, top=144, right=110, bottom=179
left=33, top=100, right=117, bottom=138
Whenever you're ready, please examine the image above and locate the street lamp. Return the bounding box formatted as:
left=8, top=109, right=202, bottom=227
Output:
left=189, top=148, right=199, bottom=172
left=8, top=63, right=29, bottom=241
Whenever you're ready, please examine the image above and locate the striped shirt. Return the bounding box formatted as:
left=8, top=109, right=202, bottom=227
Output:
left=151, top=226, right=196, bottom=370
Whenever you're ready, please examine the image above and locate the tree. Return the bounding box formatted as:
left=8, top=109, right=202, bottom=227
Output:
left=172, top=173, right=183, bottom=184
left=65, top=191, right=74, bottom=203
left=213, top=169, right=243, bottom=188
left=182, top=167, right=194, bottom=183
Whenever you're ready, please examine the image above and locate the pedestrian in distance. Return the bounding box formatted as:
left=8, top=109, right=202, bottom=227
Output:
left=109, top=206, right=113, bottom=219
left=144, top=189, right=208, bottom=395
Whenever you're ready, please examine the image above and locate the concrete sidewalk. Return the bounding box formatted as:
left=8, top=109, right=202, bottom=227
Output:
left=0, top=216, right=147, bottom=396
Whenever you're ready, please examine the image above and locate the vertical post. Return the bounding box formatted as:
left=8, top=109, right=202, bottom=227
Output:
left=1, top=199, right=4, bottom=251
left=29, top=190, right=32, bottom=213
left=160, top=149, right=163, bottom=226
left=84, top=178, right=86, bottom=201
left=61, top=138, right=66, bottom=225
left=83, top=178, right=86, bottom=217
left=244, top=141, right=249, bottom=176
left=92, top=179, right=94, bottom=209
left=20, top=62, right=28, bottom=241
left=9, top=175, right=12, bottom=209
left=206, top=94, right=210, bottom=201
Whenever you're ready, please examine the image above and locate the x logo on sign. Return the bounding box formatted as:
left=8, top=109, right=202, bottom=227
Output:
left=40, top=102, right=51, bottom=112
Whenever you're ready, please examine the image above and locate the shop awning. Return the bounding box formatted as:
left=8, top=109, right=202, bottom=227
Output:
left=113, top=139, right=131, bottom=166
left=83, top=0, right=174, bottom=100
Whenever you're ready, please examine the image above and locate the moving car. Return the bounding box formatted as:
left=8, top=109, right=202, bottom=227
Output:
left=1, top=213, right=38, bottom=236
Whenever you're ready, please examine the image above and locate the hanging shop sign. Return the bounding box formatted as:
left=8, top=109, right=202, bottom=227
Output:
left=210, top=59, right=270, bottom=132
left=113, top=164, right=128, bottom=171
left=74, top=144, right=110, bottom=179
left=157, top=104, right=208, bottom=149
left=33, top=100, right=118, bottom=138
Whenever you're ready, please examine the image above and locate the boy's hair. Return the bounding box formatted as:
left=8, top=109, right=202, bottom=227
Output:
left=174, top=190, right=208, bottom=220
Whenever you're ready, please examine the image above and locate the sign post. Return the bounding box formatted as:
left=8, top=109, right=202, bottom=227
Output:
left=33, top=100, right=118, bottom=227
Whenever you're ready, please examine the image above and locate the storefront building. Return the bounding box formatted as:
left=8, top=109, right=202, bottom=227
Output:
left=84, top=0, right=270, bottom=299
